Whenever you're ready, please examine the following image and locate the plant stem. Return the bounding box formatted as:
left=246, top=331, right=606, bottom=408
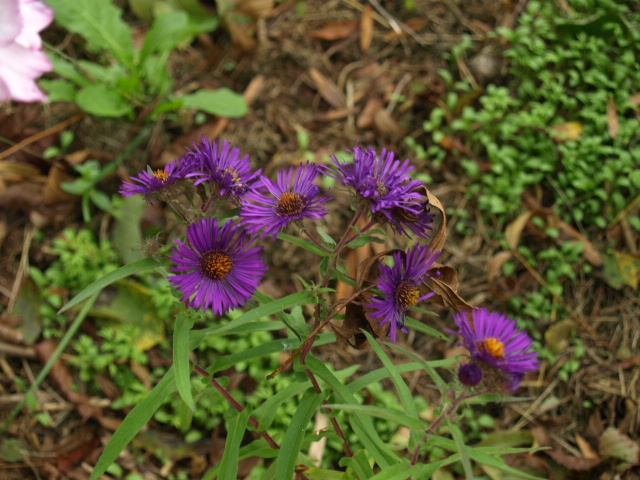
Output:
left=306, top=369, right=353, bottom=457
left=192, top=364, right=280, bottom=450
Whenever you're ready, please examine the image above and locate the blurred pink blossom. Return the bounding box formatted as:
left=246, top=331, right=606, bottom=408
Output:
left=0, top=0, right=53, bottom=102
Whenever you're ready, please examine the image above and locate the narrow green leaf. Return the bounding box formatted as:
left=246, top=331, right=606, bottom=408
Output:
left=464, top=445, right=546, bottom=480
left=209, top=333, right=335, bottom=375
left=324, top=404, right=424, bottom=431
left=385, top=343, right=455, bottom=388
left=47, top=0, right=135, bottom=68
left=306, top=356, right=399, bottom=467
left=340, top=450, right=375, bottom=479
left=179, top=88, right=248, bottom=118
left=90, top=367, right=176, bottom=479
left=278, top=231, right=335, bottom=257
left=369, top=455, right=460, bottom=480
left=173, top=313, right=195, bottom=412
left=58, top=257, right=162, bottom=314
left=449, top=419, right=475, bottom=480
left=276, top=389, right=326, bottom=480
left=362, top=331, right=418, bottom=420
left=189, top=291, right=317, bottom=347
left=218, top=409, right=251, bottom=480
left=404, top=316, right=448, bottom=340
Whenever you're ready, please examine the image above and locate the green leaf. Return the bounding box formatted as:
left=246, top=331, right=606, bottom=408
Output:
left=325, top=404, right=424, bottom=431
left=47, top=0, right=135, bottom=68
left=362, top=331, right=418, bottom=421
left=90, top=367, right=177, bottom=480
left=174, top=312, right=195, bottom=412
left=218, top=409, right=251, bottom=480
left=189, top=291, right=317, bottom=347
left=276, top=389, right=326, bottom=480
left=340, top=450, right=375, bottom=479
left=40, top=79, right=77, bottom=102
left=58, top=257, right=162, bottom=315
left=179, top=88, right=248, bottom=118
left=112, top=195, right=145, bottom=264
left=208, top=333, right=335, bottom=375
left=76, top=84, right=133, bottom=118
left=404, top=316, right=448, bottom=340
left=449, top=420, right=474, bottom=480
left=140, top=10, right=217, bottom=61
left=278, top=231, right=335, bottom=257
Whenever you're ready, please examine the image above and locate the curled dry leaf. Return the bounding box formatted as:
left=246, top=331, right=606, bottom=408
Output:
left=310, top=21, right=358, bottom=41
left=309, top=68, right=346, bottom=109
left=360, top=4, right=373, bottom=53
left=607, top=96, right=619, bottom=139
left=420, top=263, right=473, bottom=312
left=424, top=187, right=447, bottom=253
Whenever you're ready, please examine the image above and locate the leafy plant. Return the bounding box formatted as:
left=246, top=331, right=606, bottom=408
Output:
left=42, top=0, right=247, bottom=119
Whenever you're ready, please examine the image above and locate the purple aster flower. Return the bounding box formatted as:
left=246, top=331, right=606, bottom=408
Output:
left=451, top=308, right=540, bottom=391
left=119, top=159, right=185, bottom=201
left=239, top=163, right=331, bottom=239
left=366, top=245, right=440, bottom=343
left=324, top=145, right=434, bottom=238
left=168, top=218, right=267, bottom=315
left=185, top=137, right=261, bottom=201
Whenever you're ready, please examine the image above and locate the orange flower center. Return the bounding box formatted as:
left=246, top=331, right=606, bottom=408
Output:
left=153, top=169, right=170, bottom=183
left=395, top=281, right=420, bottom=308
left=201, top=251, right=233, bottom=279
left=277, top=192, right=305, bottom=216
left=482, top=337, right=505, bottom=359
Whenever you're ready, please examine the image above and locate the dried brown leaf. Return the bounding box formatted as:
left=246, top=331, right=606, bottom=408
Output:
left=360, top=4, right=373, bottom=53
left=373, top=109, right=405, bottom=138
left=425, top=188, right=447, bottom=252
left=310, top=21, right=358, bottom=41
left=576, top=434, right=599, bottom=460
left=506, top=211, right=534, bottom=250
left=234, top=0, right=274, bottom=18
left=607, top=96, right=619, bottom=139
left=487, top=251, right=513, bottom=283
left=357, top=97, right=383, bottom=129
left=309, top=68, right=346, bottom=109
left=44, top=163, right=78, bottom=205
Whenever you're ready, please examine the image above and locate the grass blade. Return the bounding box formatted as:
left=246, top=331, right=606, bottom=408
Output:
left=275, top=389, right=326, bottom=480
left=90, top=366, right=176, bottom=479
left=173, top=312, right=195, bottom=412
left=58, top=257, right=161, bottom=314
left=218, top=408, right=251, bottom=480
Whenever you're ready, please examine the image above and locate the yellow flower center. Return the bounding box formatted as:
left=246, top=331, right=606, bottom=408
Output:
left=277, top=192, right=305, bottom=216
left=153, top=169, right=170, bottom=183
left=395, top=281, right=421, bottom=308
left=201, top=251, right=233, bottom=279
left=482, top=337, right=505, bottom=359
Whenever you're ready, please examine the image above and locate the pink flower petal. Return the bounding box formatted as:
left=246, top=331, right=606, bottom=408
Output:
left=0, top=42, right=51, bottom=102
left=0, top=0, right=21, bottom=45
left=15, top=0, right=54, bottom=49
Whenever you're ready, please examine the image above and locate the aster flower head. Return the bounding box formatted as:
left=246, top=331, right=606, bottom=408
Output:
left=366, top=245, right=440, bottom=343
left=0, top=0, right=53, bottom=103
left=168, top=218, right=267, bottom=315
left=324, top=145, right=434, bottom=238
left=239, top=162, right=331, bottom=239
left=185, top=137, right=261, bottom=201
left=452, top=308, right=540, bottom=391
left=119, top=159, right=187, bottom=201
